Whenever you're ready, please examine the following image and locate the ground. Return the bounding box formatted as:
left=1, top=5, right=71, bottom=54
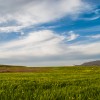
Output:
left=0, top=66, right=100, bottom=100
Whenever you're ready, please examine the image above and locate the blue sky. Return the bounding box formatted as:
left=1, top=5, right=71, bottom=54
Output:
left=0, top=0, right=100, bottom=66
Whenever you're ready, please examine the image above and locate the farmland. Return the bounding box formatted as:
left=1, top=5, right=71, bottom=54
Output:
left=0, top=66, right=100, bottom=100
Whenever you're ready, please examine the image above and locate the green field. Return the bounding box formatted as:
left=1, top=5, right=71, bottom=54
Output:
left=0, top=66, right=100, bottom=100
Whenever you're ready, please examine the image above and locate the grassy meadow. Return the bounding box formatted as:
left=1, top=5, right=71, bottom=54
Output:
left=0, top=66, right=100, bottom=100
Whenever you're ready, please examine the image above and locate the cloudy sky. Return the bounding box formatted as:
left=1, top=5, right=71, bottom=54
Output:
left=0, top=0, right=100, bottom=66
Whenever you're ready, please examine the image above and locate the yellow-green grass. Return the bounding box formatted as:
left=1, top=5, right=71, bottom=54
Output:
left=0, top=66, right=100, bottom=100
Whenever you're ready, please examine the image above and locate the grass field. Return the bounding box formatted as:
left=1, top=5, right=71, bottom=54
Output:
left=0, top=66, right=100, bottom=100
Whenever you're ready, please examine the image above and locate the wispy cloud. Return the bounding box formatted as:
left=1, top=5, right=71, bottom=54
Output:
left=0, top=29, right=100, bottom=66
left=0, top=0, right=91, bottom=32
left=75, top=25, right=100, bottom=33
left=78, top=8, right=100, bottom=21
left=86, top=34, right=100, bottom=39
left=66, top=31, right=79, bottom=41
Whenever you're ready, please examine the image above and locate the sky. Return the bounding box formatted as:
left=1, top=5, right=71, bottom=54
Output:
left=0, top=0, right=100, bottom=66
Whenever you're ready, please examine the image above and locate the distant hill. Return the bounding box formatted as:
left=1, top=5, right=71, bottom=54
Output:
left=81, top=60, right=100, bottom=66
left=0, top=65, right=25, bottom=67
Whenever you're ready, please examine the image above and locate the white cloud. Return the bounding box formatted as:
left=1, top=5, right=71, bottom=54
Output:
left=66, top=31, right=79, bottom=41
left=0, top=0, right=91, bottom=32
left=69, top=42, right=100, bottom=55
left=0, top=30, right=66, bottom=58
left=79, top=8, right=100, bottom=21
left=0, top=26, right=24, bottom=33
left=80, top=16, right=100, bottom=21
left=76, top=25, right=100, bottom=33
left=86, top=34, right=100, bottom=39
left=0, top=29, right=100, bottom=66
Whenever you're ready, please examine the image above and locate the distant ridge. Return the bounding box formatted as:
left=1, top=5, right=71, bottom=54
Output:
left=81, top=60, right=100, bottom=66
left=0, top=64, right=25, bottom=67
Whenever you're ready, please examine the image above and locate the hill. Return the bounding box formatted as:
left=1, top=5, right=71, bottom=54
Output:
left=0, top=64, right=25, bottom=67
left=81, top=60, right=100, bottom=66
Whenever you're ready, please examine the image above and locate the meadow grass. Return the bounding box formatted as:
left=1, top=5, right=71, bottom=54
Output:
left=0, top=66, right=100, bottom=100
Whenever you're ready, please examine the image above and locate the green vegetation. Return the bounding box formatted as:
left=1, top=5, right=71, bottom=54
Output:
left=0, top=66, right=100, bottom=100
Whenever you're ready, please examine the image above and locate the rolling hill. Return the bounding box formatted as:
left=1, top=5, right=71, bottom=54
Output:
left=81, top=60, right=100, bottom=66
